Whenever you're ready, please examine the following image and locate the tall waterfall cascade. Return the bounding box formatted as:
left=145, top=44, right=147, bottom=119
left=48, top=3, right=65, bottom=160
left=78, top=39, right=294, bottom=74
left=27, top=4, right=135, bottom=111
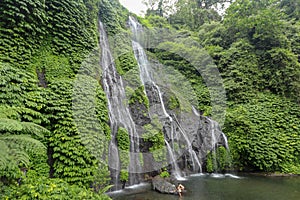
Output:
left=99, top=21, right=141, bottom=190
left=99, top=17, right=229, bottom=190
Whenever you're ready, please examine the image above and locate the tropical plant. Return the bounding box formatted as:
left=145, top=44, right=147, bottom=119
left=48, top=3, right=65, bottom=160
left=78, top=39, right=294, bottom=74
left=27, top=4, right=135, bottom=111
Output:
left=159, top=170, right=170, bottom=178
left=1, top=172, right=112, bottom=200
left=0, top=106, right=48, bottom=181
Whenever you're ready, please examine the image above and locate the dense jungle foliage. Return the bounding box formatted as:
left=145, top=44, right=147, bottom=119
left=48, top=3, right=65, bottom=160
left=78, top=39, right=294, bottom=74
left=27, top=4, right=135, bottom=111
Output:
left=142, top=0, right=300, bottom=174
left=0, top=0, right=116, bottom=199
left=0, top=0, right=299, bottom=199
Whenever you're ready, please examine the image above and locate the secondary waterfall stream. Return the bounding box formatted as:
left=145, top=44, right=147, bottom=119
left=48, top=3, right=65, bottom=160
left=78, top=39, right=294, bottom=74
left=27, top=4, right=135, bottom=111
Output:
left=128, top=16, right=203, bottom=174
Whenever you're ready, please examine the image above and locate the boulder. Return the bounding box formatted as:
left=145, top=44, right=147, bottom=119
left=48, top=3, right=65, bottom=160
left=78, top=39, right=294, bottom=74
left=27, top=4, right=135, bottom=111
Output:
left=152, top=176, right=177, bottom=194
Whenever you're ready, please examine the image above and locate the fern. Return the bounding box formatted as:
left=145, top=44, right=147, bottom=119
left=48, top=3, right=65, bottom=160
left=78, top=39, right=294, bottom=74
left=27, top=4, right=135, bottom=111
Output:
left=0, top=105, right=19, bottom=119
left=0, top=118, right=49, bottom=138
left=0, top=134, right=46, bottom=179
left=1, top=134, right=46, bottom=154
left=0, top=118, right=22, bottom=132
left=0, top=107, right=48, bottom=179
left=98, top=184, right=113, bottom=194
left=0, top=140, right=11, bottom=168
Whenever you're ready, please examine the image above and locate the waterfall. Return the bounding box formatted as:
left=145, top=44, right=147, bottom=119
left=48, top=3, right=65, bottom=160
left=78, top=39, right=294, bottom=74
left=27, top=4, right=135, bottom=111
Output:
left=99, top=21, right=141, bottom=189
left=207, top=118, right=228, bottom=150
left=164, top=139, right=182, bottom=179
left=207, top=118, right=230, bottom=172
left=99, top=16, right=230, bottom=190
left=172, top=114, right=202, bottom=172
left=131, top=40, right=170, bottom=119
left=128, top=17, right=203, bottom=175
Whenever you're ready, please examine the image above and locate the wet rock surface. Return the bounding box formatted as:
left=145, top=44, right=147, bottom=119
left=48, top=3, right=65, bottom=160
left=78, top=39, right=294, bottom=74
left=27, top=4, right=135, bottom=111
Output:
left=152, top=176, right=177, bottom=194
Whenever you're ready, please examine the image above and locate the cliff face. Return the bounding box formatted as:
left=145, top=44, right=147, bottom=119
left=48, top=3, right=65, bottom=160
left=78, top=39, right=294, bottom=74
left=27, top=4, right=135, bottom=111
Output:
left=99, top=16, right=229, bottom=189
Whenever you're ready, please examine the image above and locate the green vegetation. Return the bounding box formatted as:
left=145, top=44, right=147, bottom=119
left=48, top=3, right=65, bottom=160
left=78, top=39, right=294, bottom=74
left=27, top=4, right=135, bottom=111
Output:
left=142, top=116, right=167, bottom=163
left=143, top=0, right=300, bottom=174
left=0, top=0, right=116, bottom=198
left=127, top=86, right=150, bottom=109
left=116, top=127, right=130, bottom=184
left=120, top=169, right=129, bottom=182
left=112, top=31, right=138, bottom=75
left=166, top=94, right=180, bottom=110
left=0, top=111, right=48, bottom=181
left=206, top=146, right=231, bottom=173
left=224, top=93, right=300, bottom=173
left=1, top=0, right=300, bottom=198
left=1, top=172, right=111, bottom=200
left=159, top=170, right=170, bottom=178
left=117, top=127, right=130, bottom=151
left=143, top=124, right=165, bottom=152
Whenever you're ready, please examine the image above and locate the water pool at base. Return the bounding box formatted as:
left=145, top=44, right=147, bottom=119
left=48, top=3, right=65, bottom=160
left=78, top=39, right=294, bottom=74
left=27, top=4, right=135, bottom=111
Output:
left=110, top=173, right=300, bottom=200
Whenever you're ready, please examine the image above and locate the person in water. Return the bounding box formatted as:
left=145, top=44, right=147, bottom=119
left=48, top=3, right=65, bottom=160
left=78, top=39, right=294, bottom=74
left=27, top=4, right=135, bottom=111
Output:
left=177, top=183, right=185, bottom=197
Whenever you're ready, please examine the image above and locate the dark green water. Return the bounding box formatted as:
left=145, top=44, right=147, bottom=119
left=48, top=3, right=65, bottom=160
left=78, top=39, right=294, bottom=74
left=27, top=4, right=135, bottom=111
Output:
left=110, top=173, right=300, bottom=200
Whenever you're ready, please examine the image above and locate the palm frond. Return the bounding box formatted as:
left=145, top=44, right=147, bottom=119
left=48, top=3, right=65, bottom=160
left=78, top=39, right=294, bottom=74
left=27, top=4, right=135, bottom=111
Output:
left=9, top=148, right=30, bottom=167
left=99, top=184, right=114, bottom=194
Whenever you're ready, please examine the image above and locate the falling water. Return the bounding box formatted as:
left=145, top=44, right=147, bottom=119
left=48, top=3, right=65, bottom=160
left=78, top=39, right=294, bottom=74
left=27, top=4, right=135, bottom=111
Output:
left=99, top=21, right=141, bottom=188
left=164, top=139, right=182, bottom=179
left=207, top=118, right=228, bottom=149
left=172, top=114, right=202, bottom=172
left=129, top=17, right=202, bottom=175
left=207, top=117, right=230, bottom=171
left=131, top=40, right=171, bottom=119
left=99, top=16, right=230, bottom=188
left=192, top=106, right=201, bottom=116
